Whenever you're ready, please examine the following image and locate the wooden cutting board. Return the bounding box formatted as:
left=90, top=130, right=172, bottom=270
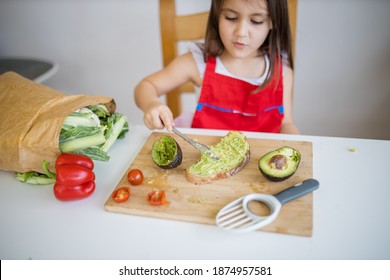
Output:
left=104, top=132, right=314, bottom=236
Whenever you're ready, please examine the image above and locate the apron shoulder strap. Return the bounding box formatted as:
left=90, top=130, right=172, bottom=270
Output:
left=205, top=56, right=217, bottom=73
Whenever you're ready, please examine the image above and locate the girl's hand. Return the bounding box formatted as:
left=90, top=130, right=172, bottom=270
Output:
left=143, top=101, right=174, bottom=131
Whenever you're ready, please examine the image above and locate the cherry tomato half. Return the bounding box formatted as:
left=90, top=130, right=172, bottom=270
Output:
left=111, top=187, right=130, bottom=203
left=146, top=190, right=169, bottom=206
left=127, top=169, right=144, bottom=186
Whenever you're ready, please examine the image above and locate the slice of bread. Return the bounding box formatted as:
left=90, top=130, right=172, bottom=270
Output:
left=185, top=131, right=250, bottom=184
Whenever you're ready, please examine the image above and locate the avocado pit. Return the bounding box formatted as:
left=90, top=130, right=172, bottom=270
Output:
left=269, top=155, right=287, bottom=170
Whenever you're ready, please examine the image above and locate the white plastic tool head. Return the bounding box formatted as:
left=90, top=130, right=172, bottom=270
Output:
left=216, top=194, right=282, bottom=234
left=215, top=179, right=320, bottom=234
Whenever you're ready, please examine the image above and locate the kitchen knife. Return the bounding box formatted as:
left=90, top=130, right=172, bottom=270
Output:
left=171, top=127, right=219, bottom=160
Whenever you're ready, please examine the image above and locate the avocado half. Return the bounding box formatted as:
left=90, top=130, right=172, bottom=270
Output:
left=152, top=135, right=182, bottom=169
left=258, top=146, right=301, bottom=182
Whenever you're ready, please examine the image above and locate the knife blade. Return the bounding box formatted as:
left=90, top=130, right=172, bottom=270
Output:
left=171, top=127, right=219, bottom=160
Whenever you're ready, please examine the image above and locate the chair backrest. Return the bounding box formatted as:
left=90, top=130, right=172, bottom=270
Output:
left=159, top=0, right=298, bottom=118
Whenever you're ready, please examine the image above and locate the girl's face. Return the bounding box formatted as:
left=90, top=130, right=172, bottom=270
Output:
left=218, top=0, right=272, bottom=60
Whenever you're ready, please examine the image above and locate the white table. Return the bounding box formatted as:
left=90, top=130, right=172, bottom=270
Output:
left=1, top=125, right=389, bottom=260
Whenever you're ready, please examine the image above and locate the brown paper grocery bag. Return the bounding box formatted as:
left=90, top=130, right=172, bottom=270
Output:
left=0, top=71, right=113, bottom=173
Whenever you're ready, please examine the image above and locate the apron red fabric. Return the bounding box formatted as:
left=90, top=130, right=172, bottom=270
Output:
left=191, top=56, right=284, bottom=133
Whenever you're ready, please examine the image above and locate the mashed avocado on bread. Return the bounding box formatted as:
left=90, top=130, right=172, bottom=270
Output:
left=186, top=131, right=250, bottom=184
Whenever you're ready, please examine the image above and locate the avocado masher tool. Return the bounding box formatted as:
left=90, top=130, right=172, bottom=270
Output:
left=215, top=178, right=319, bottom=233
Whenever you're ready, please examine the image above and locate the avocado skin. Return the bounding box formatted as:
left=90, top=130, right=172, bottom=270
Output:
left=258, top=146, right=301, bottom=182
left=152, top=136, right=183, bottom=169
left=260, top=168, right=295, bottom=182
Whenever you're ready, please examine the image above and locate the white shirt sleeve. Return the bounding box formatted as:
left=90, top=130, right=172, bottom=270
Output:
left=188, top=42, right=206, bottom=80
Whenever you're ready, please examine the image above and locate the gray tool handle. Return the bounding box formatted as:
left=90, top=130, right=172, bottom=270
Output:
left=274, top=179, right=319, bottom=204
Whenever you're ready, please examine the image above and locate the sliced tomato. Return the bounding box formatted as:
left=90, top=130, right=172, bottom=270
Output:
left=146, top=190, right=169, bottom=206
left=127, top=168, right=144, bottom=186
left=112, top=187, right=130, bottom=203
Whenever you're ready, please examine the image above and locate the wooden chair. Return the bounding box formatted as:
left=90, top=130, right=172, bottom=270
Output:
left=159, top=0, right=298, bottom=118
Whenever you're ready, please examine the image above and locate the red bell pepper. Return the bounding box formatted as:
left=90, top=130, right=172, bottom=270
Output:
left=53, top=153, right=96, bottom=201
left=55, top=165, right=95, bottom=186
left=55, top=153, right=94, bottom=170
left=54, top=181, right=96, bottom=201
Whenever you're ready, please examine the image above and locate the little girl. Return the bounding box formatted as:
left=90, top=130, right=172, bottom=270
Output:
left=134, top=0, right=299, bottom=134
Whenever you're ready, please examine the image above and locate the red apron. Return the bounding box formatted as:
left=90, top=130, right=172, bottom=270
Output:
left=191, top=57, right=284, bottom=133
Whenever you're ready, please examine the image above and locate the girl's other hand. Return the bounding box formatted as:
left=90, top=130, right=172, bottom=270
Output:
left=143, top=101, right=174, bottom=131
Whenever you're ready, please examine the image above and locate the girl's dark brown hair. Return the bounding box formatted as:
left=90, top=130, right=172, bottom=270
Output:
left=203, top=0, right=294, bottom=90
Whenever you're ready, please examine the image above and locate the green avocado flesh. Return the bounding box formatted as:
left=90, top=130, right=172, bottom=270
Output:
left=258, top=146, right=301, bottom=181
left=152, top=135, right=182, bottom=169
left=188, top=131, right=250, bottom=177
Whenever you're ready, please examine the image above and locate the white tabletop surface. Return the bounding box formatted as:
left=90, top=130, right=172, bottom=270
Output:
left=1, top=125, right=389, bottom=260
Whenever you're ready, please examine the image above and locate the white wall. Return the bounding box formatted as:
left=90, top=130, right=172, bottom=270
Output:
left=1, top=0, right=389, bottom=140
left=294, top=0, right=390, bottom=139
